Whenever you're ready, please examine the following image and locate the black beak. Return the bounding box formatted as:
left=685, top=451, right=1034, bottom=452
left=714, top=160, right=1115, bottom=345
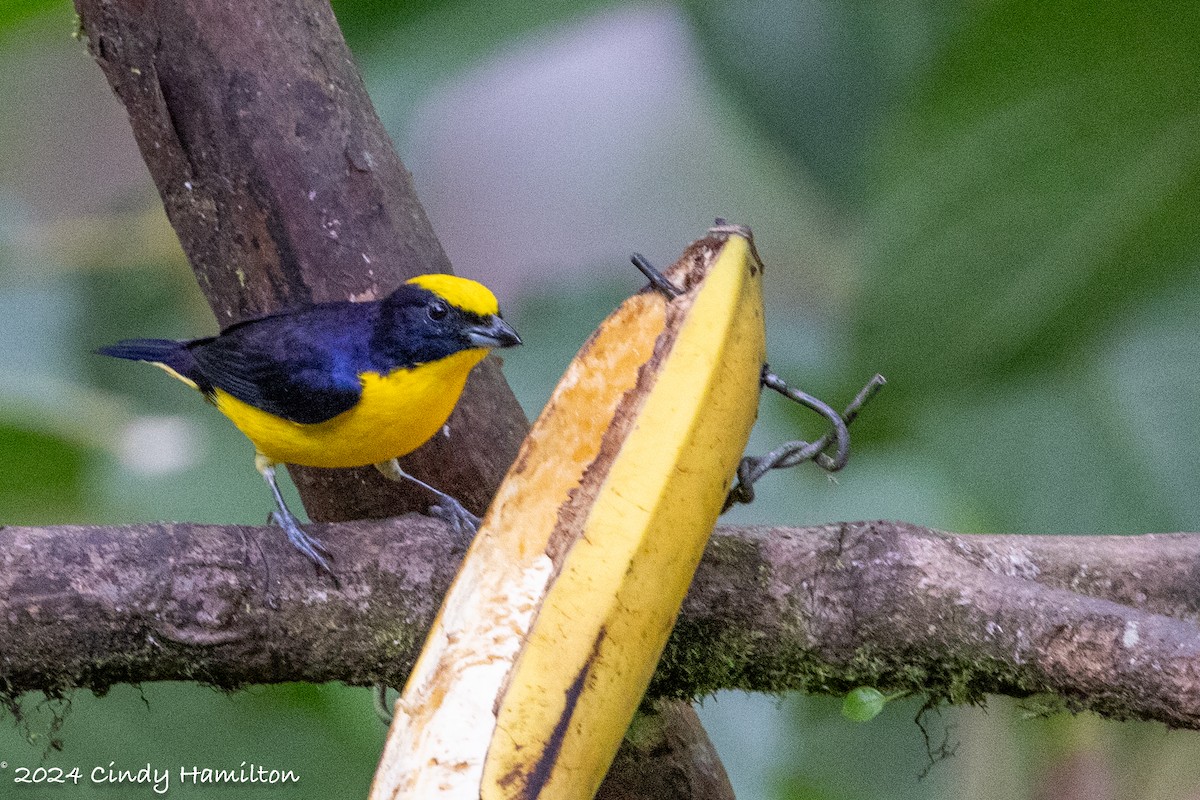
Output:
left=467, top=315, right=522, bottom=349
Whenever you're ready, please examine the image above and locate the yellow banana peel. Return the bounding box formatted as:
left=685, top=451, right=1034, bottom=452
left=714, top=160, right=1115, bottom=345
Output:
left=371, top=224, right=767, bottom=800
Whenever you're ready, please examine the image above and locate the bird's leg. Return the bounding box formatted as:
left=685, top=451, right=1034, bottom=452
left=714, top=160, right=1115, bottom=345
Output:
left=256, top=453, right=333, bottom=574
left=375, top=458, right=481, bottom=536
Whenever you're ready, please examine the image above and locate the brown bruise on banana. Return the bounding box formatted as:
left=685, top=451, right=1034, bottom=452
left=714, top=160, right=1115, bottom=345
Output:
left=487, top=238, right=720, bottom=687
left=497, top=232, right=764, bottom=800
left=479, top=235, right=723, bottom=573
left=485, top=236, right=728, bottom=797
left=542, top=239, right=717, bottom=564
left=499, top=626, right=608, bottom=799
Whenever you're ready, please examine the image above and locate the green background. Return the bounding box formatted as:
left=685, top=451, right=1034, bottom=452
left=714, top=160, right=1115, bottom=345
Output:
left=1, top=0, right=1198, bottom=797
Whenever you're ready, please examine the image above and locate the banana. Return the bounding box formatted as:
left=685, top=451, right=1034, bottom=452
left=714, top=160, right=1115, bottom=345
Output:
left=371, top=224, right=766, bottom=800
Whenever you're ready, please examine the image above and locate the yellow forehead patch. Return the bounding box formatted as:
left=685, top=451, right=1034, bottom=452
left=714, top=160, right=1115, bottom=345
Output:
left=407, top=274, right=499, bottom=317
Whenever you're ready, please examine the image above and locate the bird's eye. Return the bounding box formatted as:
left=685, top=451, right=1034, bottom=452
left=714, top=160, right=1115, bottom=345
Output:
left=428, top=300, right=449, bottom=320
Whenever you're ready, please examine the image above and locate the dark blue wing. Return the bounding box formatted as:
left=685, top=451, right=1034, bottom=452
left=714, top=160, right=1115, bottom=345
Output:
left=188, top=301, right=376, bottom=424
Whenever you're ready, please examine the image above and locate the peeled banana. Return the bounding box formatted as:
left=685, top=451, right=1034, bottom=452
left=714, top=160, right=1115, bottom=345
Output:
left=371, top=224, right=767, bottom=800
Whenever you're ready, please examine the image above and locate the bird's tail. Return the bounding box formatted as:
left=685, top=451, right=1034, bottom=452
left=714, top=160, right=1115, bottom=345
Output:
left=98, top=338, right=202, bottom=389
left=97, top=338, right=187, bottom=363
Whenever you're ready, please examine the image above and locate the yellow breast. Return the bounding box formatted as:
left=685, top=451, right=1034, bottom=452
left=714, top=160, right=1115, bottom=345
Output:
left=213, top=349, right=489, bottom=468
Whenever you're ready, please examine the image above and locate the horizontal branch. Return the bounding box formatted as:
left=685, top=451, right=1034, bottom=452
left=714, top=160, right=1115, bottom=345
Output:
left=2, top=518, right=1198, bottom=728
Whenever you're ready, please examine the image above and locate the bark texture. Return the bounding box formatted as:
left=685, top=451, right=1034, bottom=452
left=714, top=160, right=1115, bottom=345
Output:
left=4, top=519, right=1200, bottom=730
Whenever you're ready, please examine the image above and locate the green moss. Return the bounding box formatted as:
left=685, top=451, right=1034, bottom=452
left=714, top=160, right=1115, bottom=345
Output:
left=650, top=611, right=1069, bottom=724
left=365, top=623, right=421, bottom=686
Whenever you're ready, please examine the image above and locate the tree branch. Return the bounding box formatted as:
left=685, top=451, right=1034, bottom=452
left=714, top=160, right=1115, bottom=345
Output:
left=4, top=519, right=1198, bottom=728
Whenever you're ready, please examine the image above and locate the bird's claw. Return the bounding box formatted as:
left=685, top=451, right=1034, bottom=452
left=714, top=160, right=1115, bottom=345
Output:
left=429, top=499, right=481, bottom=537
left=269, top=510, right=334, bottom=573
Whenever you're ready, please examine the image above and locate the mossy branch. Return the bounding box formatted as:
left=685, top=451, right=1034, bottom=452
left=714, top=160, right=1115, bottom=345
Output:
left=4, top=518, right=1199, bottom=729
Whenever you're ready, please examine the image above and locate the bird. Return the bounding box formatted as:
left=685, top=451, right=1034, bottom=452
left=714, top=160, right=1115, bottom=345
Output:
left=99, top=273, right=522, bottom=574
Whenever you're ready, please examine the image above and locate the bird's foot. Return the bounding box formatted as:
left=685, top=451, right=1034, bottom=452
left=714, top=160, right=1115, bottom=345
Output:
left=375, top=459, right=481, bottom=538
left=269, top=510, right=334, bottom=574
left=428, top=496, right=481, bottom=538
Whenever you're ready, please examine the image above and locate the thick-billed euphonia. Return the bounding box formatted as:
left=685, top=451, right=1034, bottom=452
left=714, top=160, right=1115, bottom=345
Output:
left=100, top=273, right=521, bottom=573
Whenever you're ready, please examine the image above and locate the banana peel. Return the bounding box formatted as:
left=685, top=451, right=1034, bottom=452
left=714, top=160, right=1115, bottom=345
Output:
left=371, top=224, right=766, bottom=800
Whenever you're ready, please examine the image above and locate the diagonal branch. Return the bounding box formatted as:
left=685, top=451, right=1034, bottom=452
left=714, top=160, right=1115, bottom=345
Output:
left=3, top=519, right=1199, bottom=729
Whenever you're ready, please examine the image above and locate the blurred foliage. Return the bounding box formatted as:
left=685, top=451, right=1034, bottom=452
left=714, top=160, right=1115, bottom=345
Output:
left=855, top=0, right=1200, bottom=409
left=0, top=0, right=61, bottom=31
left=2, top=0, right=1200, bottom=799
left=683, top=0, right=963, bottom=209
